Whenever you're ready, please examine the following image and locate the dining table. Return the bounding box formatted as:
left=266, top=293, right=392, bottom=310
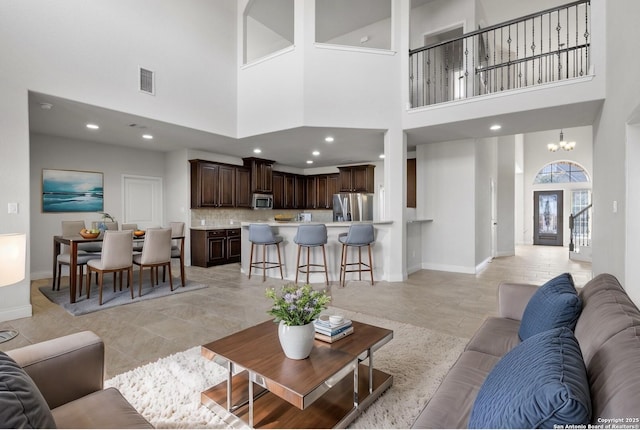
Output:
left=52, top=234, right=185, bottom=304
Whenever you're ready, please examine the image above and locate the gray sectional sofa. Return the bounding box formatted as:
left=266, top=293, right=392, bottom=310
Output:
left=2, top=330, right=152, bottom=428
left=412, top=273, right=640, bottom=428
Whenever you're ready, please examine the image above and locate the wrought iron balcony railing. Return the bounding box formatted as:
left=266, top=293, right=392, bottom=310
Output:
left=409, top=0, right=591, bottom=108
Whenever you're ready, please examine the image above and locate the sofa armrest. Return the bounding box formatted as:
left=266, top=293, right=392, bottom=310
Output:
left=498, top=282, right=539, bottom=321
left=6, top=331, right=105, bottom=410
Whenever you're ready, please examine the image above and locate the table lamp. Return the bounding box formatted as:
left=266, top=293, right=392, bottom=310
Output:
left=0, top=233, right=26, bottom=343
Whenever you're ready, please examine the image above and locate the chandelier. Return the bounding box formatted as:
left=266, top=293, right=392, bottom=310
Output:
left=547, top=130, right=576, bottom=152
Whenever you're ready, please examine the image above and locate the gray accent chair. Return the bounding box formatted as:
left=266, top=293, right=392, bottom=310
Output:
left=4, top=331, right=153, bottom=428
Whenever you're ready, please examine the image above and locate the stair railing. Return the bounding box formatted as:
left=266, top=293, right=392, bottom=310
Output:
left=569, top=203, right=592, bottom=252
left=409, top=0, right=591, bottom=108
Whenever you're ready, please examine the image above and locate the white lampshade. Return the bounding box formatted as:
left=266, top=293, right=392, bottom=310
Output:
left=0, top=233, right=26, bottom=287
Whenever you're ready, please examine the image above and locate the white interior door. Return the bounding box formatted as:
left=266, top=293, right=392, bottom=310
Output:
left=122, top=175, right=163, bottom=229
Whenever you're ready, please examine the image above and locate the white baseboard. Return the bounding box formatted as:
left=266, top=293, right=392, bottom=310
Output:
left=31, top=271, right=51, bottom=281
left=407, top=264, right=423, bottom=275
left=0, top=305, right=32, bottom=323
left=421, top=262, right=476, bottom=274
left=476, top=257, right=492, bottom=273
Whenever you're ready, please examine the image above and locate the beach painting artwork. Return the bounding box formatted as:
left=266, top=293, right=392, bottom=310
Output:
left=42, top=169, right=104, bottom=213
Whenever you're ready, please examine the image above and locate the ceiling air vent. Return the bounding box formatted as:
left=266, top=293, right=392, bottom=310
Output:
left=139, top=67, right=155, bottom=95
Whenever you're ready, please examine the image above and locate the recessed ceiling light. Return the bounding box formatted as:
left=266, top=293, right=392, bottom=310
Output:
left=490, top=124, right=502, bottom=131
left=86, top=123, right=99, bottom=130
left=253, top=148, right=262, bottom=154
left=312, top=150, right=320, bottom=156
left=39, top=102, right=53, bottom=110
left=379, top=154, right=385, bottom=159
left=325, top=137, right=334, bottom=143
left=142, top=134, right=153, bottom=140
left=306, top=160, right=313, bottom=164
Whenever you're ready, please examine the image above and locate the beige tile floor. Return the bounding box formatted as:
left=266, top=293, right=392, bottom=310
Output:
left=0, top=245, right=592, bottom=378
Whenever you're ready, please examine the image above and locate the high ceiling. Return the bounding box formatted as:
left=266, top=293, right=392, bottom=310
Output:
left=28, top=92, right=386, bottom=169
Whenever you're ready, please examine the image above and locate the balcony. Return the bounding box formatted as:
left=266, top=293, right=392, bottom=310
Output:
left=409, top=1, right=592, bottom=108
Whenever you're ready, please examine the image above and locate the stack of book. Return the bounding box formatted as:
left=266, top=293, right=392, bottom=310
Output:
left=314, top=317, right=354, bottom=343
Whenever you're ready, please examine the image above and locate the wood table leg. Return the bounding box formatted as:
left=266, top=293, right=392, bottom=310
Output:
left=69, top=241, right=78, bottom=304
left=52, top=237, right=61, bottom=290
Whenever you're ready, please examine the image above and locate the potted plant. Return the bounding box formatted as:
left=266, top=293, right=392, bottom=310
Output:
left=266, top=284, right=331, bottom=359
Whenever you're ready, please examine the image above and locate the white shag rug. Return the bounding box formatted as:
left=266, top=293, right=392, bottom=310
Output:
left=105, top=309, right=468, bottom=429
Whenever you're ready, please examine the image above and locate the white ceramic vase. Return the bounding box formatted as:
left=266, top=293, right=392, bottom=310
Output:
left=278, top=321, right=315, bottom=360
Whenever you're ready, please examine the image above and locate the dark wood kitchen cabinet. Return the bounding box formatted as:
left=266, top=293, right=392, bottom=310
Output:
left=190, top=159, right=254, bottom=209
left=305, top=174, right=339, bottom=209
left=338, top=165, right=375, bottom=193
left=243, top=157, right=274, bottom=193
left=191, top=228, right=241, bottom=267
left=235, top=167, right=251, bottom=208
left=273, top=171, right=306, bottom=209
left=190, top=159, right=237, bottom=208
left=272, top=171, right=285, bottom=209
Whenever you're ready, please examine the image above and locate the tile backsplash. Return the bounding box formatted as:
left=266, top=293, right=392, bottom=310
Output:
left=190, top=208, right=333, bottom=226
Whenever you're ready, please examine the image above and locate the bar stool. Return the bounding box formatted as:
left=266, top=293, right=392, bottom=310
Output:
left=294, top=224, right=328, bottom=285
left=339, top=224, right=375, bottom=287
left=248, top=224, right=284, bottom=282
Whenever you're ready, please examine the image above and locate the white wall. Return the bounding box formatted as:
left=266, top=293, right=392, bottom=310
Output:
left=476, top=0, right=569, bottom=28
left=593, top=0, right=640, bottom=306
left=325, top=16, right=391, bottom=50
left=245, top=16, right=293, bottom=64
left=418, top=139, right=477, bottom=273
left=497, top=135, right=516, bottom=256
left=522, top=126, right=593, bottom=245
left=29, top=134, right=166, bottom=278
left=475, top=138, right=496, bottom=267
left=410, top=0, right=474, bottom=50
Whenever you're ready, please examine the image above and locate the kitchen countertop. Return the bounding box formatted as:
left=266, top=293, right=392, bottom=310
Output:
left=191, top=221, right=394, bottom=229
left=239, top=220, right=393, bottom=227
left=190, top=222, right=242, bottom=230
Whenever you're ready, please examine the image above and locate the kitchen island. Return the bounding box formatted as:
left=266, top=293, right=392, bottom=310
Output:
left=240, top=221, right=392, bottom=284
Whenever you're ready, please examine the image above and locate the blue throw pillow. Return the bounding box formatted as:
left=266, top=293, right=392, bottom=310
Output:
left=519, top=272, right=582, bottom=340
left=468, top=327, right=591, bottom=429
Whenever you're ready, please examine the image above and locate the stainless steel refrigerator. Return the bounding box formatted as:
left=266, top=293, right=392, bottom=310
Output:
left=332, top=193, right=374, bottom=221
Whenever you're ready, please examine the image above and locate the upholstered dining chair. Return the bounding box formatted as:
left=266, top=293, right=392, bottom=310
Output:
left=54, top=221, right=95, bottom=295
left=132, top=228, right=173, bottom=297
left=121, top=223, right=137, bottom=231
left=169, top=222, right=186, bottom=287
left=91, top=221, right=119, bottom=231
left=85, top=230, right=134, bottom=305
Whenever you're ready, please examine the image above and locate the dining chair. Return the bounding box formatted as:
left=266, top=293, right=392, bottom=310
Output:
left=121, top=223, right=137, bottom=231
left=133, top=228, right=173, bottom=297
left=85, top=230, right=134, bottom=305
left=91, top=220, right=119, bottom=231
left=169, top=222, right=186, bottom=287
left=54, top=221, right=95, bottom=294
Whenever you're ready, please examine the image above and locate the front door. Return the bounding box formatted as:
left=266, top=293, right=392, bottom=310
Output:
left=533, top=190, right=563, bottom=246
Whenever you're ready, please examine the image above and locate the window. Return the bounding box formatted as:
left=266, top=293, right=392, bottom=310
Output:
left=315, top=0, right=391, bottom=50
left=533, top=162, right=590, bottom=184
left=244, top=0, right=294, bottom=64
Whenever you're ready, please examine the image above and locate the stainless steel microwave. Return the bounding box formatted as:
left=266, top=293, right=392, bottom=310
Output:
left=252, top=193, right=273, bottom=209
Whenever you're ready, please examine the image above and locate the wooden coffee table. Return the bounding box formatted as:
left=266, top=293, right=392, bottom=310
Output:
left=201, top=320, right=393, bottom=428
